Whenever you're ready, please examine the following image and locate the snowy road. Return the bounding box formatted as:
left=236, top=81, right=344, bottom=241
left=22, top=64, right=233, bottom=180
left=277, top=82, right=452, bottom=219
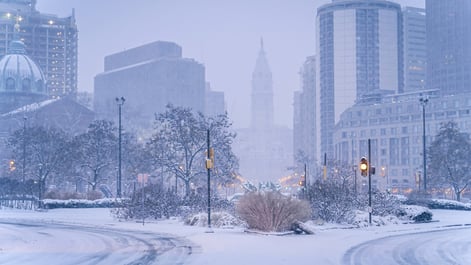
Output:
left=0, top=219, right=196, bottom=265
left=342, top=226, right=471, bottom=265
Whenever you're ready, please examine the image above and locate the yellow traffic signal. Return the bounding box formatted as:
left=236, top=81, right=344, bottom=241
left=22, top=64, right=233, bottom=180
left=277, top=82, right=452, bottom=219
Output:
left=360, top=157, right=368, bottom=177
left=9, top=160, right=16, bottom=171
left=209, top=148, right=214, bottom=162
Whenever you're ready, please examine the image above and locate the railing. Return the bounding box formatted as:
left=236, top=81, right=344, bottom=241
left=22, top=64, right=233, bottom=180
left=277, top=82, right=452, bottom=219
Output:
left=0, top=197, right=39, bottom=210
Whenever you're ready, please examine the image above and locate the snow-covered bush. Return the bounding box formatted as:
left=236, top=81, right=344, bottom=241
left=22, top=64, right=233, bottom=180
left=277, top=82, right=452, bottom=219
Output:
left=351, top=210, right=401, bottom=227
left=236, top=191, right=311, bottom=232
left=112, top=183, right=235, bottom=221
left=307, top=180, right=402, bottom=224
left=425, top=199, right=471, bottom=211
left=184, top=211, right=244, bottom=228
left=406, top=196, right=471, bottom=211
left=359, top=191, right=402, bottom=217
left=398, top=205, right=433, bottom=223
left=307, top=180, right=358, bottom=224
left=43, top=198, right=125, bottom=209
left=118, top=184, right=180, bottom=220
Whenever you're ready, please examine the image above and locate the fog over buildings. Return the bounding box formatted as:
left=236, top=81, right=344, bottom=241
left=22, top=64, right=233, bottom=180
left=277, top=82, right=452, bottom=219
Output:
left=36, top=0, right=424, bottom=130
left=35, top=0, right=465, bottom=185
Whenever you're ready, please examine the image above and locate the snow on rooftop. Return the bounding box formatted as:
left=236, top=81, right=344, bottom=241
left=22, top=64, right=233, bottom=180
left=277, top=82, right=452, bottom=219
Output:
left=2, top=98, right=59, bottom=117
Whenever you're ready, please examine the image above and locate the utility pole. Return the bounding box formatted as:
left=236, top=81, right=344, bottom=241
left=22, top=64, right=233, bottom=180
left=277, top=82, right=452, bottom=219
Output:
left=116, top=97, right=125, bottom=198
left=368, top=139, right=372, bottom=225
left=205, top=129, right=214, bottom=232
left=420, top=97, right=429, bottom=193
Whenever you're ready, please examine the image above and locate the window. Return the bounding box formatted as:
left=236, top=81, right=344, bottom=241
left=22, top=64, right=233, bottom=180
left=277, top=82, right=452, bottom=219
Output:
left=22, top=78, right=31, bottom=91
left=6, top=78, right=15, bottom=90
left=36, top=80, right=44, bottom=92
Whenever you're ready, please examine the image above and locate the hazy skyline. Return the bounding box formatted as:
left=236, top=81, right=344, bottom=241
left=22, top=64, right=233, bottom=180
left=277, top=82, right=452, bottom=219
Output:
left=36, top=0, right=424, bottom=129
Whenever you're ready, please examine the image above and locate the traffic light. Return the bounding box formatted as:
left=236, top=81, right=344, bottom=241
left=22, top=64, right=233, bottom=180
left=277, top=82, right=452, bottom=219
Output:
left=9, top=160, right=16, bottom=171
left=209, top=148, right=214, bottom=163
left=359, top=157, right=368, bottom=176
left=298, top=176, right=306, bottom=188
left=205, top=148, right=215, bottom=169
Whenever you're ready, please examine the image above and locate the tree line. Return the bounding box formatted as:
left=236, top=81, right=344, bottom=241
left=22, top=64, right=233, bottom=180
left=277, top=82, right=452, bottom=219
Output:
left=1, top=104, right=239, bottom=201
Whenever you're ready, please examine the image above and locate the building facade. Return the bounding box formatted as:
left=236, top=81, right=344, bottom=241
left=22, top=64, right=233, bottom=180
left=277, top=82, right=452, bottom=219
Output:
left=293, top=56, right=317, bottom=170
left=426, top=0, right=471, bottom=95
left=403, top=6, right=426, bottom=92
left=94, top=41, right=206, bottom=130
left=332, top=90, right=471, bottom=192
left=0, top=0, right=78, bottom=98
left=205, top=82, right=226, bottom=118
left=316, top=0, right=403, bottom=160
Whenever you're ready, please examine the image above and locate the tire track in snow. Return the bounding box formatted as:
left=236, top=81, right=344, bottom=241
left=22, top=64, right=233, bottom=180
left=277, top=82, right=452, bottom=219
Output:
left=0, top=220, right=198, bottom=265
left=342, top=227, right=471, bottom=265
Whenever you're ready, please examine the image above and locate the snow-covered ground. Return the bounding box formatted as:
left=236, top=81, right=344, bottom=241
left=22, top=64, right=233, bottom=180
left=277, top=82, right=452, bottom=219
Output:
left=1, top=208, right=471, bottom=265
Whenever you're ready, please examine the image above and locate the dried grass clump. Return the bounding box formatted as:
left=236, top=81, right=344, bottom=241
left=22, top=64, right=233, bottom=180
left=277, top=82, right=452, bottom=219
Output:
left=236, top=191, right=311, bottom=232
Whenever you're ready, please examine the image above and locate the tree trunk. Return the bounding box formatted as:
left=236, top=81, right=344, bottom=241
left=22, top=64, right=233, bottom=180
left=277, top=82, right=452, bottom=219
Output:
left=456, top=190, right=461, bottom=202
left=184, top=180, right=191, bottom=197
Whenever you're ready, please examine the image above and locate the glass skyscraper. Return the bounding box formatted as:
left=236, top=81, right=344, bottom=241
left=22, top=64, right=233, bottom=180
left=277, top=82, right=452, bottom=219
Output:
left=426, top=0, right=471, bottom=95
left=316, top=0, right=403, bottom=160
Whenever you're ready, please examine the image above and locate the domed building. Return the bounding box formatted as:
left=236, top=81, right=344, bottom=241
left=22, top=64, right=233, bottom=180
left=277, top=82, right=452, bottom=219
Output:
left=0, top=22, right=47, bottom=114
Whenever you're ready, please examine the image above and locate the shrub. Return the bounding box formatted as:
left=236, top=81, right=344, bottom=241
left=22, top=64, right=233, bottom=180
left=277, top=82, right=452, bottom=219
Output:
left=399, top=205, right=433, bottom=223
left=366, top=191, right=402, bottom=217
left=307, top=180, right=359, bottom=223
left=236, top=191, right=311, bottom=232
left=184, top=211, right=244, bottom=228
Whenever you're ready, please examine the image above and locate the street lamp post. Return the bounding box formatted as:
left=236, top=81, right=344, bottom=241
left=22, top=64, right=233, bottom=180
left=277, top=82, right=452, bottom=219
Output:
left=419, top=96, right=429, bottom=193
left=352, top=165, right=357, bottom=196
left=22, top=116, right=27, bottom=184
left=116, top=97, right=125, bottom=198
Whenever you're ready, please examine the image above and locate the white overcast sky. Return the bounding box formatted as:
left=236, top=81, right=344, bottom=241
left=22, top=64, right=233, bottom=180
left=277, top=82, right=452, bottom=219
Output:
left=36, top=0, right=424, bottom=129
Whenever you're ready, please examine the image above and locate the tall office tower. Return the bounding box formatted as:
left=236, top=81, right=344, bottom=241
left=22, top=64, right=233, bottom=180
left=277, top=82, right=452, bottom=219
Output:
left=0, top=0, right=78, bottom=99
left=403, top=7, right=426, bottom=92
left=94, top=41, right=206, bottom=129
left=205, top=82, right=226, bottom=117
left=251, top=39, right=274, bottom=130
left=233, top=40, right=292, bottom=182
left=293, top=56, right=316, bottom=168
left=426, top=0, right=471, bottom=95
left=316, top=0, right=403, bottom=160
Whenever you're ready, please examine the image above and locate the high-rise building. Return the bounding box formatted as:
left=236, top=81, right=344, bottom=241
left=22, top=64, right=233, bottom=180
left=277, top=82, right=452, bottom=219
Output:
left=403, top=7, right=426, bottom=92
left=426, top=0, right=471, bottom=95
left=0, top=0, right=78, bottom=98
left=233, top=40, right=292, bottom=182
left=94, top=41, right=206, bottom=129
left=316, top=0, right=403, bottom=160
left=293, top=56, right=316, bottom=170
left=205, top=82, right=225, bottom=117
left=251, top=39, right=274, bottom=130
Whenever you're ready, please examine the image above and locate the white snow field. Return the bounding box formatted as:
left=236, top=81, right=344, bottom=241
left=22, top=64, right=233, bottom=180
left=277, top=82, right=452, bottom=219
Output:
left=1, top=208, right=470, bottom=265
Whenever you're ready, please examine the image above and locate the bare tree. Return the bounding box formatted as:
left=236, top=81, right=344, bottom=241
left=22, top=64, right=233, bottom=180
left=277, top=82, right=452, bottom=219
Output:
left=8, top=126, right=70, bottom=204
left=146, top=105, right=238, bottom=196
left=72, top=120, right=117, bottom=192
left=428, top=121, right=471, bottom=201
